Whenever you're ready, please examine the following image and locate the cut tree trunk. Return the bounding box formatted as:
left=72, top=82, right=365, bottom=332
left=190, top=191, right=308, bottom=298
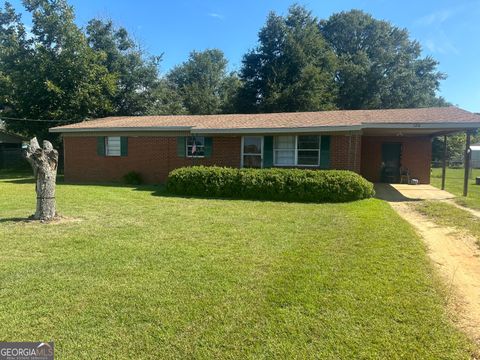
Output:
left=24, top=137, right=59, bottom=221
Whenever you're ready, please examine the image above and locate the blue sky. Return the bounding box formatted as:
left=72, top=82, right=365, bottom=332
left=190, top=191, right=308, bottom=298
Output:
left=8, top=0, right=480, bottom=112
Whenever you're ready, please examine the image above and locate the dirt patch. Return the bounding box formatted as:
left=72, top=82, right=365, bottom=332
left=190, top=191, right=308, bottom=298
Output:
left=391, top=201, right=480, bottom=347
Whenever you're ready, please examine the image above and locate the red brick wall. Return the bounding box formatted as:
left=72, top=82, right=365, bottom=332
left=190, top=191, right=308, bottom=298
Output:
left=63, top=136, right=241, bottom=184
left=64, top=134, right=368, bottom=184
left=330, top=134, right=362, bottom=173
left=360, top=136, right=432, bottom=184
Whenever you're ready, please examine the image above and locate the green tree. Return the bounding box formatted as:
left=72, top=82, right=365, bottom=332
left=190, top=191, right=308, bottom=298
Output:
left=0, top=0, right=116, bottom=141
left=320, top=10, right=446, bottom=109
left=146, top=79, right=187, bottom=115
left=237, top=5, right=338, bottom=113
left=86, top=19, right=162, bottom=116
left=167, top=49, right=239, bottom=115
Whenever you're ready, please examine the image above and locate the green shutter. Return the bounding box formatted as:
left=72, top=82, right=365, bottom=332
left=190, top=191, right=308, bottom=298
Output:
left=177, top=137, right=186, bottom=157
left=204, top=137, right=213, bottom=158
left=120, top=137, right=128, bottom=156
left=320, top=135, right=330, bottom=169
left=97, top=137, right=105, bottom=156
left=263, top=136, right=273, bottom=168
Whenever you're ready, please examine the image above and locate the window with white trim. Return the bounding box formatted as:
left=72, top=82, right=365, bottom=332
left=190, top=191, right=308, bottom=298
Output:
left=273, top=135, right=320, bottom=167
left=274, top=136, right=295, bottom=166
left=105, top=136, right=121, bottom=156
left=242, top=136, right=262, bottom=168
left=186, top=136, right=205, bottom=157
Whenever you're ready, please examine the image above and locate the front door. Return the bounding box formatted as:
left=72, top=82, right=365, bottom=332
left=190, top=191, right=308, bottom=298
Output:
left=381, top=143, right=401, bottom=183
left=242, top=136, right=263, bottom=168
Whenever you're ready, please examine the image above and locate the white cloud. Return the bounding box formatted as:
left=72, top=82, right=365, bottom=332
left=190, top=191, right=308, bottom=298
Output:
left=424, top=38, right=459, bottom=55
left=414, top=6, right=467, bottom=55
left=208, top=13, right=224, bottom=20
left=415, top=9, right=454, bottom=26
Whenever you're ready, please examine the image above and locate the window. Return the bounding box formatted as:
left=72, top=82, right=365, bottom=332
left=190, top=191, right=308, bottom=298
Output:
left=105, top=136, right=121, bottom=156
left=297, top=135, right=320, bottom=166
left=273, top=135, right=320, bottom=167
left=274, top=136, right=295, bottom=166
left=186, top=136, right=205, bottom=157
left=242, top=136, right=262, bottom=168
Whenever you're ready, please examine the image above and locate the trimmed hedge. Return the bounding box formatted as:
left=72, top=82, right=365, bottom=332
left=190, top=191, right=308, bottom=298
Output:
left=123, top=171, right=143, bottom=185
left=167, top=166, right=375, bottom=203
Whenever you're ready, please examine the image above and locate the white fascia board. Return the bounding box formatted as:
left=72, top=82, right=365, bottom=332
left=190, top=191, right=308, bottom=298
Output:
left=49, top=126, right=193, bottom=133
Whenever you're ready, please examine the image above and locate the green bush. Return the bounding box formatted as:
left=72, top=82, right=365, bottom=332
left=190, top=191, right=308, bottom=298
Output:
left=123, top=171, right=143, bottom=185
left=167, top=166, right=375, bottom=202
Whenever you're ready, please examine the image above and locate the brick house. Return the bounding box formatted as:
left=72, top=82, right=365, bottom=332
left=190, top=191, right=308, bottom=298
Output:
left=50, top=107, right=480, bottom=184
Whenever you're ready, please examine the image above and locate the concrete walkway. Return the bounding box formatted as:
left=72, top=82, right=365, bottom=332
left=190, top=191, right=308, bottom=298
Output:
left=374, top=183, right=456, bottom=202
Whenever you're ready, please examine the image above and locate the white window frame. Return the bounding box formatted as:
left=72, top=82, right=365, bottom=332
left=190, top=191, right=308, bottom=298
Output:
left=186, top=136, right=205, bottom=158
left=241, top=136, right=263, bottom=168
left=105, top=136, right=121, bottom=157
left=274, top=135, right=321, bottom=167
left=273, top=135, right=297, bottom=167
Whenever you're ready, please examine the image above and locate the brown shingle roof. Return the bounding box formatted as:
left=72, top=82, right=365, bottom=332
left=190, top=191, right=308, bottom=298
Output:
left=50, top=107, right=480, bottom=133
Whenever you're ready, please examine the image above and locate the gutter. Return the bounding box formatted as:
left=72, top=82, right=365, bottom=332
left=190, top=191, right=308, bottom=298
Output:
left=360, top=122, right=480, bottom=129
left=190, top=125, right=362, bottom=134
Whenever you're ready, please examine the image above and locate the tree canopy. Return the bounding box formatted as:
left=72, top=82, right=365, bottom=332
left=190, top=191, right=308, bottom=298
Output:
left=86, top=19, right=162, bottom=116
left=237, top=5, right=338, bottom=113
left=0, top=1, right=453, bottom=142
left=319, top=9, right=447, bottom=109
left=0, top=0, right=116, bottom=140
left=167, top=49, right=240, bottom=115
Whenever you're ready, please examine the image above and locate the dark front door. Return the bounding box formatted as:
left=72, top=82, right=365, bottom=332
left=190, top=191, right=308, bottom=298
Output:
left=381, top=143, right=401, bottom=183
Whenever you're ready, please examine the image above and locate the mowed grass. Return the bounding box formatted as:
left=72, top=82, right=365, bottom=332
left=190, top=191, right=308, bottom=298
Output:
left=431, top=167, right=480, bottom=210
left=0, top=171, right=474, bottom=359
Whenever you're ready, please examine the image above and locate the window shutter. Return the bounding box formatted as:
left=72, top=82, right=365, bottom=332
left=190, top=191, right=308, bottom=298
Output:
left=263, top=136, right=273, bottom=168
left=177, top=137, right=186, bottom=157
left=120, top=137, right=128, bottom=156
left=97, top=137, right=105, bottom=156
left=204, top=137, right=213, bottom=158
left=320, top=135, right=330, bottom=169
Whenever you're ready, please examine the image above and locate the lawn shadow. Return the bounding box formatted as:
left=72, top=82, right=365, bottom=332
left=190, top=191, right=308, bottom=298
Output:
left=0, top=217, right=32, bottom=223
left=133, top=185, right=372, bottom=205
left=4, top=177, right=375, bottom=205
left=2, top=175, right=65, bottom=184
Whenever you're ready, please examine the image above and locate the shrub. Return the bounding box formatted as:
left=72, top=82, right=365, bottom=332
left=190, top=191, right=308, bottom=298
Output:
left=167, top=166, right=375, bottom=203
left=123, top=171, right=143, bottom=185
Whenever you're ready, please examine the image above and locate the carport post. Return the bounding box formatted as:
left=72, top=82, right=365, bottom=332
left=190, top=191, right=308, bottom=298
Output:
left=441, top=135, right=447, bottom=190
left=463, top=130, right=471, bottom=197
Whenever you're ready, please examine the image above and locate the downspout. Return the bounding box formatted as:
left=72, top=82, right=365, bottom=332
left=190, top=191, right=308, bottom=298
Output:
left=348, top=133, right=352, bottom=171
left=353, top=134, right=358, bottom=173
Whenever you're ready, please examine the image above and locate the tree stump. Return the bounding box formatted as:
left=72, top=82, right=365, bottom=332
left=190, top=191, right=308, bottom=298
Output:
left=24, top=137, right=59, bottom=221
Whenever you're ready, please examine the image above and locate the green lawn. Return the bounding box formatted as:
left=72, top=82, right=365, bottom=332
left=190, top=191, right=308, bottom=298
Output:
left=0, top=171, right=474, bottom=359
left=431, top=167, right=480, bottom=210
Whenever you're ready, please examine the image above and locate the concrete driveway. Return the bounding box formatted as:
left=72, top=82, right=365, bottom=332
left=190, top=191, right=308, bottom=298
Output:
left=374, top=183, right=456, bottom=202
